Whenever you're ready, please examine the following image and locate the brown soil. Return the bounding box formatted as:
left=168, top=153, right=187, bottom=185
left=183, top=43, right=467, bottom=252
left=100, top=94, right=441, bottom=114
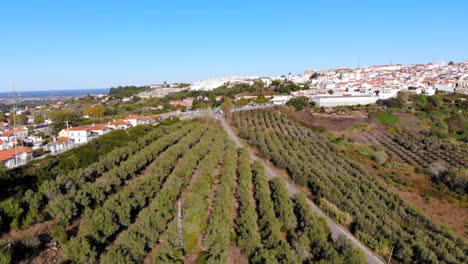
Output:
left=184, top=252, right=199, bottom=264
left=294, top=110, right=373, bottom=132
left=228, top=245, right=249, bottom=264
left=22, top=243, right=63, bottom=264
left=1, top=221, right=54, bottom=241
left=393, top=112, right=424, bottom=132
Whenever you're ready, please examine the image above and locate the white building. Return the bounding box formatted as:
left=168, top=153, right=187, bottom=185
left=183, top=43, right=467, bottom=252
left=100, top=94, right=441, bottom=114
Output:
left=89, top=124, right=113, bottom=135
left=0, top=128, right=28, bottom=148
left=435, top=80, right=456, bottom=93
left=0, top=147, right=33, bottom=168
left=124, top=115, right=152, bottom=126
left=190, top=76, right=258, bottom=91
left=270, top=96, right=292, bottom=105
left=59, top=127, right=94, bottom=144
left=310, top=95, right=379, bottom=107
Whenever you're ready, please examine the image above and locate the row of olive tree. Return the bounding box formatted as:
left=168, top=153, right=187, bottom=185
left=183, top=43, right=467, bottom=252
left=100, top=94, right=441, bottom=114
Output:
left=233, top=109, right=468, bottom=264
left=47, top=123, right=200, bottom=225
left=251, top=161, right=299, bottom=263
left=154, top=134, right=227, bottom=263
left=95, top=125, right=222, bottom=263
left=199, top=141, right=237, bottom=263
left=235, top=148, right=263, bottom=258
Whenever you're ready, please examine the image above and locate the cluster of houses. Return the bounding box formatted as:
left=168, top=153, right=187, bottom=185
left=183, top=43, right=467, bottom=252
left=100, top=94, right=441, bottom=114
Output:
left=0, top=127, right=36, bottom=168
left=0, top=114, right=159, bottom=168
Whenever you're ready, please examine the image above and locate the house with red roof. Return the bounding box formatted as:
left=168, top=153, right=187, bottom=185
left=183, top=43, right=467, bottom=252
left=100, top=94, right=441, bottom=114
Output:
left=58, top=126, right=96, bottom=144
left=107, top=119, right=132, bottom=130
left=89, top=124, right=113, bottom=135
left=124, top=115, right=152, bottom=126
left=0, top=147, right=33, bottom=168
left=0, top=128, right=28, bottom=148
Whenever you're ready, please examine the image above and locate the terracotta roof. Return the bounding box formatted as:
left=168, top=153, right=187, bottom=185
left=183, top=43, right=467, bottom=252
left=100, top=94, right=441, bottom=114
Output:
left=0, top=147, right=33, bottom=162
left=57, top=137, right=69, bottom=143
left=169, top=100, right=186, bottom=105
left=89, top=124, right=110, bottom=131
left=67, top=126, right=91, bottom=131
left=2, top=128, right=27, bottom=137
left=124, top=115, right=151, bottom=121
left=110, top=119, right=131, bottom=126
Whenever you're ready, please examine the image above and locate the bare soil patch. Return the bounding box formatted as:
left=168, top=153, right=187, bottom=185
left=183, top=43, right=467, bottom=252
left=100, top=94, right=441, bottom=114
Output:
left=228, top=245, right=249, bottom=264
left=297, top=111, right=372, bottom=131
left=393, top=112, right=424, bottom=132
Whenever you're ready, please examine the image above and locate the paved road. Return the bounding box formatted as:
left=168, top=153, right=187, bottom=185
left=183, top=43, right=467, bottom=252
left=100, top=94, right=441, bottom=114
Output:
left=215, top=114, right=385, bottom=264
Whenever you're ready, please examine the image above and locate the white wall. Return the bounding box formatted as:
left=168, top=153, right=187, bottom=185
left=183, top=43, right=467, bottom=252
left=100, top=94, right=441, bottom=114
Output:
left=311, top=96, right=379, bottom=107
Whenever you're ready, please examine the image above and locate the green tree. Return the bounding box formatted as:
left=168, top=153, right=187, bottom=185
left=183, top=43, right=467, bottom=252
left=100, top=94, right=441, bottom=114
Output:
left=270, top=177, right=297, bottom=231
left=50, top=110, right=80, bottom=134
left=286, top=96, right=311, bottom=111
left=255, top=95, right=269, bottom=104
left=33, top=114, right=45, bottom=124
left=221, top=98, right=233, bottom=116
left=12, top=114, right=28, bottom=125
left=83, top=105, right=106, bottom=117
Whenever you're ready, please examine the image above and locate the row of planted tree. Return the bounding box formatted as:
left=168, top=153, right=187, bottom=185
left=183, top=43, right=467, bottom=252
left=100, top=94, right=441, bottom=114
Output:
left=231, top=109, right=467, bottom=264
left=1, top=116, right=369, bottom=263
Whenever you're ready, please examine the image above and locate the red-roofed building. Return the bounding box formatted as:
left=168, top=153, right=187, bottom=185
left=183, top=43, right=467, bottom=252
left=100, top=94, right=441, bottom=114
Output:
left=58, top=126, right=95, bottom=144
left=89, top=124, right=113, bottom=135
left=0, top=147, right=33, bottom=168
left=1, top=128, right=27, bottom=139
left=124, top=115, right=152, bottom=126
left=0, top=128, right=28, bottom=148
left=107, top=119, right=132, bottom=130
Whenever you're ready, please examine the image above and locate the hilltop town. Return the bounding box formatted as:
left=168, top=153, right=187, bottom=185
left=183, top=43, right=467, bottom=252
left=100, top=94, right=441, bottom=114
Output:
left=1, top=61, right=467, bottom=169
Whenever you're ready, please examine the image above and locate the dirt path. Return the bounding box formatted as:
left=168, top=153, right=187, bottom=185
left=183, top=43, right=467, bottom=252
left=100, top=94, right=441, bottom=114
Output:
left=215, top=114, right=386, bottom=264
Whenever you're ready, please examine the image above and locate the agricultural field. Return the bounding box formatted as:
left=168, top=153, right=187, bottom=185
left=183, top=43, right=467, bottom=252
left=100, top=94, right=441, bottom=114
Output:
left=231, top=109, right=468, bottom=263
left=0, top=118, right=365, bottom=264
left=289, top=104, right=468, bottom=237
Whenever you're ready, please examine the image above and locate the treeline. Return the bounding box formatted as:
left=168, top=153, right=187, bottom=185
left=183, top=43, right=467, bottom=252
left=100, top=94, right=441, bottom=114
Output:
left=232, top=109, right=468, bottom=263
left=109, top=86, right=151, bottom=99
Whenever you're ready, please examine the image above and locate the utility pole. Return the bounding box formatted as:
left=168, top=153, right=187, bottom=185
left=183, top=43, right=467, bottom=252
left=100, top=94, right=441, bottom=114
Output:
left=12, top=83, right=18, bottom=167
left=177, top=199, right=184, bottom=254
left=65, top=120, right=70, bottom=143
left=387, top=245, right=394, bottom=264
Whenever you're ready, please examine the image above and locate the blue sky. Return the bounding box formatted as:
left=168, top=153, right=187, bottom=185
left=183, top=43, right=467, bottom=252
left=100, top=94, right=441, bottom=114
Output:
left=0, top=0, right=467, bottom=91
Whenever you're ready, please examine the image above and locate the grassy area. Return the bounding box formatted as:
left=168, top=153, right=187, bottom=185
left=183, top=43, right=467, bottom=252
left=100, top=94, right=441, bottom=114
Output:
left=376, top=111, right=399, bottom=125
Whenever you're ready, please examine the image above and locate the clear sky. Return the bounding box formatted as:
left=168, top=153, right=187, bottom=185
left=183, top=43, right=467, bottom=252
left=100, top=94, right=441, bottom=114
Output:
left=0, top=0, right=467, bottom=91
